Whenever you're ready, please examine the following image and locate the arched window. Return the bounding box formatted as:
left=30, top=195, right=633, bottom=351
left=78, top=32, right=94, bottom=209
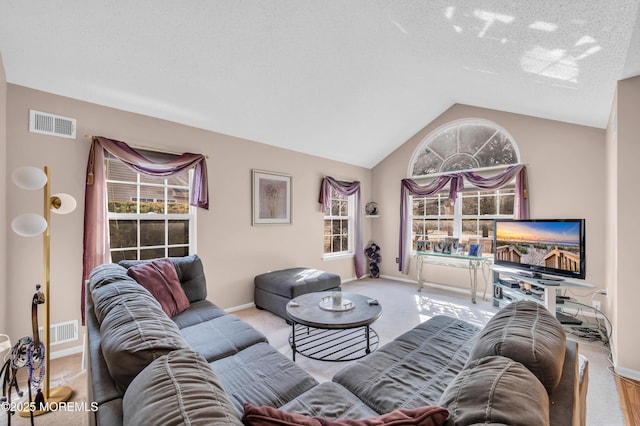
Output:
left=409, top=119, right=520, bottom=178
left=408, top=119, right=521, bottom=255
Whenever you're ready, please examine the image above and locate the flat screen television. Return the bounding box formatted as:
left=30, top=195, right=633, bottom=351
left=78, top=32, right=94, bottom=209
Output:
left=493, top=219, right=586, bottom=280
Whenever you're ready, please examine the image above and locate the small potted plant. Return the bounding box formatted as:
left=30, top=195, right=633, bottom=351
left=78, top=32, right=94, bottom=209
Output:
left=365, top=242, right=381, bottom=278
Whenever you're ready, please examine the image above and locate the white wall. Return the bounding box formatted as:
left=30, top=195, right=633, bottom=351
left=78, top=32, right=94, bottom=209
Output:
left=5, top=84, right=372, bottom=350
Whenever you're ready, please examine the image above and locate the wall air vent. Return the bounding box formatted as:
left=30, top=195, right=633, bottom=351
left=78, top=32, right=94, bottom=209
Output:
left=29, top=109, right=77, bottom=139
left=38, top=320, right=79, bottom=346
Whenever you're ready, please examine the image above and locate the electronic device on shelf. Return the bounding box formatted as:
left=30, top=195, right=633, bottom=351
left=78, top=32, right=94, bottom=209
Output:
left=556, top=311, right=583, bottom=325
left=537, top=279, right=561, bottom=286
left=499, top=277, right=521, bottom=288
left=493, top=218, right=586, bottom=280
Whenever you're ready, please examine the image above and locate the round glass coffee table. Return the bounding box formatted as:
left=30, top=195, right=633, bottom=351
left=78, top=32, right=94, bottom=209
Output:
left=286, top=291, right=382, bottom=362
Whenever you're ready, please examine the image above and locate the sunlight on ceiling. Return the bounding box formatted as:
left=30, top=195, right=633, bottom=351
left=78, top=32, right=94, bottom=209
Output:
left=444, top=5, right=605, bottom=84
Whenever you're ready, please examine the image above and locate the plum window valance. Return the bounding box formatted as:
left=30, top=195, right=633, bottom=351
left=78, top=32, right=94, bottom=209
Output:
left=398, top=164, right=529, bottom=274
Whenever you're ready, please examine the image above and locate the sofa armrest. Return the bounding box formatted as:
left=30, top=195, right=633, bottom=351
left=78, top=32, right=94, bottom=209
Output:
left=549, top=339, right=587, bottom=426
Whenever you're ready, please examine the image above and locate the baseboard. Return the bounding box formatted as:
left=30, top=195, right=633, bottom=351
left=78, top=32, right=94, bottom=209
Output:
left=50, top=344, right=84, bottom=360
left=379, top=274, right=414, bottom=284
left=614, top=365, right=640, bottom=382
left=226, top=302, right=256, bottom=313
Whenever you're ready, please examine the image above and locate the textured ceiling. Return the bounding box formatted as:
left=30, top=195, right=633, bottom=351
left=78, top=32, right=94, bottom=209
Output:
left=1, top=1, right=639, bottom=168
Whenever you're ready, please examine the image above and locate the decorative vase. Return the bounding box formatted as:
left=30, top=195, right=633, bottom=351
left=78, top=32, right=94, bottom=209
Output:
left=365, top=242, right=381, bottom=278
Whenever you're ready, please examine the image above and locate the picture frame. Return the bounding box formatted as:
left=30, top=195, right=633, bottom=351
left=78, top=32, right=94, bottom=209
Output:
left=252, top=170, right=292, bottom=225
left=416, top=240, right=430, bottom=253
left=443, top=237, right=458, bottom=254
left=468, top=243, right=483, bottom=257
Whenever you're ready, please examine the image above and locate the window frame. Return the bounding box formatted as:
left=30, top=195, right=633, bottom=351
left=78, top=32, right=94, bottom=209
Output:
left=323, top=188, right=355, bottom=260
left=411, top=187, right=516, bottom=255
left=105, top=157, right=196, bottom=261
left=408, top=118, right=520, bottom=179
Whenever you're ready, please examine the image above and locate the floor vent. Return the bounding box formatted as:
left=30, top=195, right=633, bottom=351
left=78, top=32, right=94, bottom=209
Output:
left=39, top=320, right=79, bottom=346
left=29, top=109, right=77, bottom=139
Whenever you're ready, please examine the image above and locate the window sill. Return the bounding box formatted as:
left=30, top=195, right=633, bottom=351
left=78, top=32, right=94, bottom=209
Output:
left=323, top=252, right=355, bottom=262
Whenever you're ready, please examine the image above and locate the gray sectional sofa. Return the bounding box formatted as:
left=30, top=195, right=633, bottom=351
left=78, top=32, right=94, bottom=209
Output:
left=86, top=255, right=588, bottom=425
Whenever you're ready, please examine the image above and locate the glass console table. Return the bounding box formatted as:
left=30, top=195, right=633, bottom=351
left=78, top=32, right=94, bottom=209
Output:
left=415, top=251, right=492, bottom=303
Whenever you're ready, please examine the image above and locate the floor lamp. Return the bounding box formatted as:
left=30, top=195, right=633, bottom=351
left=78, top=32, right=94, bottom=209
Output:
left=11, top=166, right=76, bottom=415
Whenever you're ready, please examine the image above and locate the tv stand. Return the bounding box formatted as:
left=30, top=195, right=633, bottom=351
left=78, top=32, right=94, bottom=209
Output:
left=492, top=265, right=593, bottom=314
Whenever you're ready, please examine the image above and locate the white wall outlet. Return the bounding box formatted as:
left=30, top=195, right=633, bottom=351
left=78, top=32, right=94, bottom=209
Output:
left=592, top=300, right=601, bottom=311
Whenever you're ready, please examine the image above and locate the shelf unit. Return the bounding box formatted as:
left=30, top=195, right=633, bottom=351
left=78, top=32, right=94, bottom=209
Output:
left=491, top=265, right=594, bottom=313
left=491, top=266, right=606, bottom=340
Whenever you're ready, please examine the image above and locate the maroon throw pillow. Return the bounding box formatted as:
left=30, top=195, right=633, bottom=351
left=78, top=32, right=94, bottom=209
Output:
left=242, top=403, right=449, bottom=426
left=127, top=258, right=190, bottom=317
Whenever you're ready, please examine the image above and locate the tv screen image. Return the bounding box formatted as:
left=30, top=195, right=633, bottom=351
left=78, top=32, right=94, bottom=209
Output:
left=493, top=219, right=586, bottom=280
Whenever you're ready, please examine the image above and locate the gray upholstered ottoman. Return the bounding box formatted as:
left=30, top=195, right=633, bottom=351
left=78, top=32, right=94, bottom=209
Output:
left=254, top=267, right=341, bottom=321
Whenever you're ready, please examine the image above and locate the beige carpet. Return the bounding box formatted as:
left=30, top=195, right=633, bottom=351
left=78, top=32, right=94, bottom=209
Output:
left=1, top=277, right=623, bottom=425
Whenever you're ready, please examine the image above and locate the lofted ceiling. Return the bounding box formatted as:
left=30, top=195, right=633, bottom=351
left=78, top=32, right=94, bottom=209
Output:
left=1, top=1, right=640, bottom=168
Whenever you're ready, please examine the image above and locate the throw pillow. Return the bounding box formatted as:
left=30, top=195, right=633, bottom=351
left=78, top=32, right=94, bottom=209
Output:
left=126, top=258, right=190, bottom=317
left=242, top=403, right=449, bottom=426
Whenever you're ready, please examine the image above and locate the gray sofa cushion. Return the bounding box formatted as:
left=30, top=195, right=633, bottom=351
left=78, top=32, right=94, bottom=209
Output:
left=172, top=299, right=227, bottom=328
left=91, top=269, right=188, bottom=389
left=439, top=355, right=550, bottom=426
left=95, top=398, right=123, bottom=426
left=210, top=342, right=319, bottom=414
left=180, top=314, right=268, bottom=362
left=279, top=382, right=379, bottom=420
left=467, top=300, right=566, bottom=393
left=123, top=348, right=242, bottom=426
left=120, top=254, right=207, bottom=303
left=332, top=315, right=480, bottom=414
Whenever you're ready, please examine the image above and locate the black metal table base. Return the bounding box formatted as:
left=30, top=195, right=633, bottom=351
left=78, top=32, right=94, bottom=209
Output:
left=289, top=323, right=379, bottom=362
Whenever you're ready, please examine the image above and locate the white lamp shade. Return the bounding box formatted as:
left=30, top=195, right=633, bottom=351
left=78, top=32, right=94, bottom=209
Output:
left=51, top=193, right=77, bottom=214
left=11, top=213, right=48, bottom=237
left=12, top=166, right=47, bottom=190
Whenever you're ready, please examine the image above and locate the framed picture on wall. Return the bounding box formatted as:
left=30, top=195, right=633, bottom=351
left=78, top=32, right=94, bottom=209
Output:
left=252, top=170, right=292, bottom=225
